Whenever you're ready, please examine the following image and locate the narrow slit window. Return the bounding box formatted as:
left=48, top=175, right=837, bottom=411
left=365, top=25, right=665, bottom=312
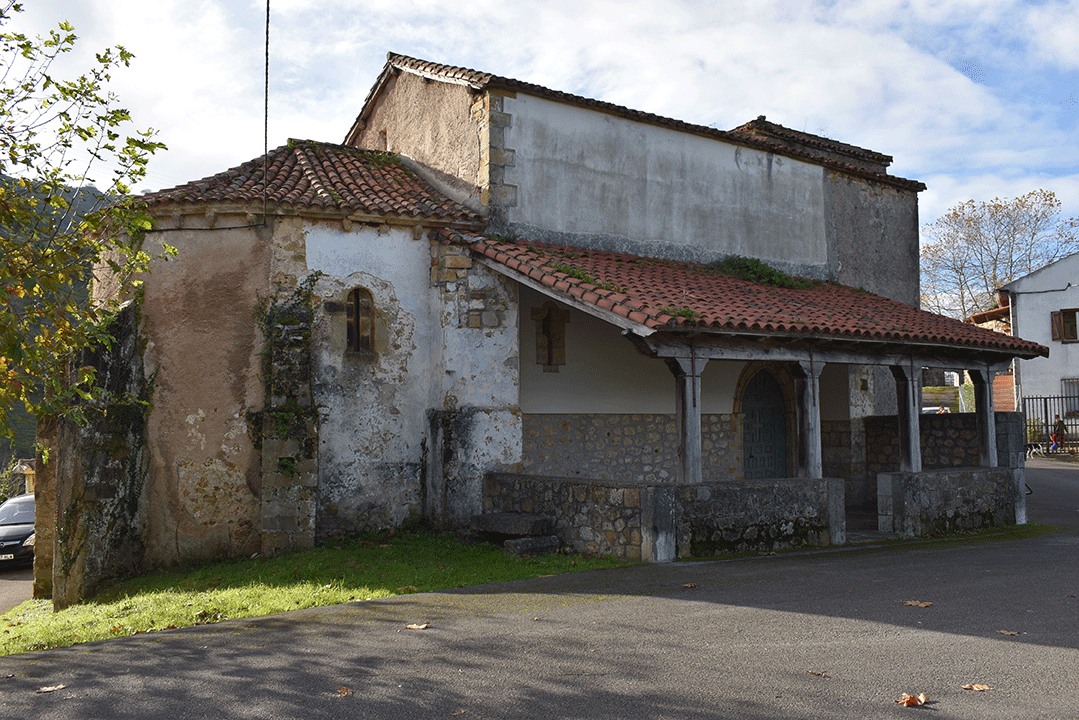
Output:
left=346, top=288, right=374, bottom=353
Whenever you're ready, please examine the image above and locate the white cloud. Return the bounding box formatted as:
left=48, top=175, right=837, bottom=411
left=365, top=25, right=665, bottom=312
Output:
left=7, top=0, right=1077, bottom=224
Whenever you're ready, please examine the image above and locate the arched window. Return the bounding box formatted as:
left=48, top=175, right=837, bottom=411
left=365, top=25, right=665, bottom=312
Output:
left=346, top=288, right=374, bottom=353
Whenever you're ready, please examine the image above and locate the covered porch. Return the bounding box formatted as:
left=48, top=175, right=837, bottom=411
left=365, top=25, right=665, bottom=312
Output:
left=459, top=232, right=1047, bottom=561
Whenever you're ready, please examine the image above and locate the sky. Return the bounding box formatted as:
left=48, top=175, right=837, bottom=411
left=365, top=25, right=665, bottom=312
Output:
left=10, top=0, right=1079, bottom=230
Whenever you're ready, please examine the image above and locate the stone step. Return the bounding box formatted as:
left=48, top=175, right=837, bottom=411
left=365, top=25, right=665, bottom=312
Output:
left=504, top=535, right=560, bottom=558
left=470, top=512, right=556, bottom=537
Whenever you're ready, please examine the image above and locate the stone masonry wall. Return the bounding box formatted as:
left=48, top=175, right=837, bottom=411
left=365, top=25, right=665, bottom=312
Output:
left=523, top=414, right=743, bottom=483
left=878, top=467, right=1018, bottom=538
left=485, top=473, right=842, bottom=560
left=259, top=305, right=318, bottom=555
left=821, top=419, right=852, bottom=483
left=485, top=473, right=645, bottom=560
left=866, top=412, right=1025, bottom=481
left=865, top=413, right=979, bottom=479
left=677, top=478, right=842, bottom=557
left=39, top=302, right=150, bottom=609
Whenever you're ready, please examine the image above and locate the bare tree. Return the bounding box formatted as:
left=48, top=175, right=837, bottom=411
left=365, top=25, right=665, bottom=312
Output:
left=920, top=190, right=1079, bottom=319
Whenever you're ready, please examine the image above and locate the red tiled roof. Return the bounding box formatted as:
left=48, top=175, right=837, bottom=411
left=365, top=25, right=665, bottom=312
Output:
left=729, top=116, right=892, bottom=171
left=350, top=54, right=925, bottom=193
left=967, top=306, right=1010, bottom=325
left=457, top=232, right=1047, bottom=358
left=139, top=140, right=482, bottom=223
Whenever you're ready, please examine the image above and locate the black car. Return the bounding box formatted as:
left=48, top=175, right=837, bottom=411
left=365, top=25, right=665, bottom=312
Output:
left=0, top=493, right=34, bottom=567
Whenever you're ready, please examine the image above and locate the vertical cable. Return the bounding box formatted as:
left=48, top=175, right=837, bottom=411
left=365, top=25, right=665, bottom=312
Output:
left=263, top=0, right=270, bottom=225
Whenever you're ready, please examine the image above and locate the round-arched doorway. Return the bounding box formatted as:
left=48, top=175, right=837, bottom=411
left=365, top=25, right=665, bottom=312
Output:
left=741, top=369, right=789, bottom=480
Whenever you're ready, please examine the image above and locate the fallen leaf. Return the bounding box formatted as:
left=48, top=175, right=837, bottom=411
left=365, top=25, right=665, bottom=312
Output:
left=682, top=583, right=697, bottom=588
left=405, top=622, right=430, bottom=630
left=335, top=686, right=353, bottom=697
left=807, top=670, right=830, bottom=678
left=35, top=685, right=66, bottom=694
left=379, top=544, right=392, bottom=549
left=997, top=630, right=1019, bottom=636
left=894, top=692, right=928, bottom=706
left=451, top=711, right=467, bottom=717
left=903, top=600, right=933, bottom=607
left=962, top=684, right=991, bottom=691
left=398, top=585, right=418, bottom=593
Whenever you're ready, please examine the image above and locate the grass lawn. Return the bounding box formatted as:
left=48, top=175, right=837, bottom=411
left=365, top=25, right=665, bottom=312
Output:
left=0, top=530, right=627, bottom=656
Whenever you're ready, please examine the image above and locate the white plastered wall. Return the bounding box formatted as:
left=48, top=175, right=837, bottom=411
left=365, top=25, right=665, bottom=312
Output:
left=306, top=223, right=520, bottom=533
left=502, top=94, right=828, bottom=272
left=1008, top=254, right=1079, bottom=399
left=519, top=288, right=741, bottom=413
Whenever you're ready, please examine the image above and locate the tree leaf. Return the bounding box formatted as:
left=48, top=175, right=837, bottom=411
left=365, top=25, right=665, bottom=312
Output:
left=405, top=622, right=430, bottom=630
left=894, top=692, right=928, bottom=706
left=961, top=684, right=991, bottom=691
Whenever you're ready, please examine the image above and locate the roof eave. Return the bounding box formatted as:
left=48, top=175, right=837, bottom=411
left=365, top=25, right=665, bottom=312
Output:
left=144, top=201, right=485, bottom=230
left=653, top=325, right=1048, bottom=362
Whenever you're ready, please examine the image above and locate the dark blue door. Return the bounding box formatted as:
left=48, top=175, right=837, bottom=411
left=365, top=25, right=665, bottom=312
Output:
left=742, top=371, right=787, bottom=480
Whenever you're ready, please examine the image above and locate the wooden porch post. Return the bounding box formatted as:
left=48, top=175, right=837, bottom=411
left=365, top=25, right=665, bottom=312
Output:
left=666, top=354, right=708, bottom=484
left=969, top=369, right=998, bottom=467
left=890, top=365, right=923, bottom=473
left=794, top=358, right=824, bottom=478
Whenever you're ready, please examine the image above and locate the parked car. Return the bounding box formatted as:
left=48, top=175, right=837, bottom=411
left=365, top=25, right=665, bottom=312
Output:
left=0, top=494, right=34, bottom=567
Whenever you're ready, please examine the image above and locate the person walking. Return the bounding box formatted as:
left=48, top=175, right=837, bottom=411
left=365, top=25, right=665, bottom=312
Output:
left=1051, top=414, right=1067, bottom=451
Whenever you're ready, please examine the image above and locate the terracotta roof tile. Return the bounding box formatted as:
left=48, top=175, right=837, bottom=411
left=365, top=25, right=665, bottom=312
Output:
left=352, top=54, right=925, bottom=193
left=729, top=115, right=892, bottom=171
left=139, top=140, right=482, bottom=222
left=453, top=232, right=1046, bottom=358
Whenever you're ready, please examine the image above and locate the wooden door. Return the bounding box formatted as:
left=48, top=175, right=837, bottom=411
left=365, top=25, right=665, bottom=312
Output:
left=742, top=371, right=787, bottom=480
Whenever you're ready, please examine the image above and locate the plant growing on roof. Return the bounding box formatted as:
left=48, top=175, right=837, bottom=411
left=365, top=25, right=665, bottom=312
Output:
left=547, top=263, right=624, bottom=293
left=660, top=306, right=700, bottom=322
left=699, top=256, right=815, bottom=290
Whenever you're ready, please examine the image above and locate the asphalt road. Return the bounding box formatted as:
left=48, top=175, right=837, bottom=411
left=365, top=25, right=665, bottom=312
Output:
left=1, top=462, right=1076, bottom=719
left=1024, top=457, right=1079, bottom=528
left=0, top=566, right=31, bottom=615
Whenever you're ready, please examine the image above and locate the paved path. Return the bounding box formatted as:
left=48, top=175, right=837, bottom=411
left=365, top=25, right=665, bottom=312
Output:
left=0, top=566, right=32, bottom=615
left=2, top=529, right=1078, bottom=720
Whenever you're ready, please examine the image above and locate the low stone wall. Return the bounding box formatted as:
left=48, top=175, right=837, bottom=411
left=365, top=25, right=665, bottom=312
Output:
left=484, top=473, right=843, bottom=560
left=522, top=413, right=743, bottom=483
left=485, top=473, right=646, bottom=560
left=878, top=467, right=1020, bottom=538
left=677, top=478, right=844, bottom=557
left=865, top=411, right=1026, bottom=479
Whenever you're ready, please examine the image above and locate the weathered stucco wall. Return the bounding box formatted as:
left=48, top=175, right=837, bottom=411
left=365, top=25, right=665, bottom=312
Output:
left=500, top=93, right=830, bottom=275
left=825, top=172, right=920, bottom=305
left=139, top=216, right=271, bottom=566
left=306, top=224, right=521, bottom=536
left=348, top=71, right=487, bottom=213
left=38, top=303, right=150, bottom=609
